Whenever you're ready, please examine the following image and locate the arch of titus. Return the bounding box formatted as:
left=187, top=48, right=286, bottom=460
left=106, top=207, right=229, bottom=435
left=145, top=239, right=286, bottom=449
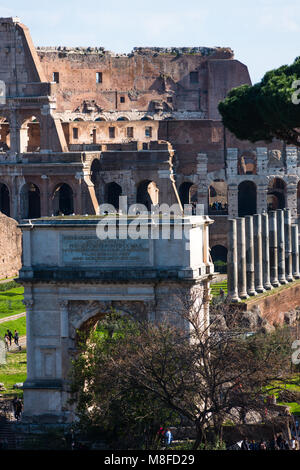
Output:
left=19, top=215, right=213, bottom=423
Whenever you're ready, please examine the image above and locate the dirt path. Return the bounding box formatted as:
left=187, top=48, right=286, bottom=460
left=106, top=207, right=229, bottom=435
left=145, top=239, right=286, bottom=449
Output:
left=0, top=312, right=26, bottom=324
left=5, top=336, right=26, bottom=352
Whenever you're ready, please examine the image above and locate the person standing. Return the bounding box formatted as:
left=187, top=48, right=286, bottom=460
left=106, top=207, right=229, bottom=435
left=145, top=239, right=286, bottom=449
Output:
left=12, top=396, right=18, bottom=419
left=241, top=438, right=250, bottom=450
left=15, top=398, right=22, bottom=420
left=164, top=428, right=173, bottom=447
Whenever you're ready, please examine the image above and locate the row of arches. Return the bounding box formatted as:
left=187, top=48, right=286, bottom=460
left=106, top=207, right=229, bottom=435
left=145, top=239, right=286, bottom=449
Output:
left=0, top=182, right=74, bottom=219
left=0, top=176, right=296, bottom=220
left=73, top=116, right=155, bottom=122
left=0, top=115, right=41, bottom=153
left=209, top=177, right=289, bottom=217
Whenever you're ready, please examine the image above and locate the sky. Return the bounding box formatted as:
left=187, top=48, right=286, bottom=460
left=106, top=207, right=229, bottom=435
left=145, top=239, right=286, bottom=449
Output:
left=1, top=0, right=300, bottom=84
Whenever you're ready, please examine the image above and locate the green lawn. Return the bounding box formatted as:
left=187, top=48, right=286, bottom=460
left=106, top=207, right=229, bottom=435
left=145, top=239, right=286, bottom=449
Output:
left=0, top=286, right=25, bottom=319
left=0, top=348, right=27, bottom=397
left=0, top=316, right=26, bottom=338
left=211, top=281, right=228, bottom=298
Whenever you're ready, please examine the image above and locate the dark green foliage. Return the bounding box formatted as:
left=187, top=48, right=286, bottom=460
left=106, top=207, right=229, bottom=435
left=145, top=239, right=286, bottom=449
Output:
left=218, top=57, right=300, bottom=146
left=0, top=280, right=19, bottom=292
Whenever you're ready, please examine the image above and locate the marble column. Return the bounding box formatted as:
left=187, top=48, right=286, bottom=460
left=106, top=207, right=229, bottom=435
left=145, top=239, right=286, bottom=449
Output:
left=269, top=211, right=280, bottom=287
left=245, top=216, right=257, bottom=296
left=277, top=209, right=288, bottom=284
left=237, top=217, right=248, bottom=299
left=253, top=214, right=265, bottom=293
left=227, top=184, right=239, bottom=218
left=284, top=208, right=293, bottom=282
left=227, top=219, right=240, bottom=302
left=292, top=224, right=300, bottom=279
left=261, top=212, right=273, bottom=290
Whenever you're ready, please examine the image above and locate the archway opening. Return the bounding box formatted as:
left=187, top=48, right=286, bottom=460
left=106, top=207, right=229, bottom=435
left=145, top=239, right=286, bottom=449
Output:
left=20, top=116, right=41, bottom=152
left=238, top=181, right=257, bottom=217
left=238, top=153, right=257, bottom=175
left=136, top=180, right=159, bottom=211
left=267, top=178, right=286, bottom=211
left=52, top=183, right=74, bottom=216
left=0, top=183, right=10, bottom=216
left=211, top=245, right=228, bottom=273
left=0, top=117, right=10, bottom=150
left=20, top=183, right=41, bottom=219
left=105, top=182, right=122, bottom=210
left=117, top=117, right=129, bottom=121
left=179, top=182, right=197, bottom=207
left=208, top=180, right=228, bottom=215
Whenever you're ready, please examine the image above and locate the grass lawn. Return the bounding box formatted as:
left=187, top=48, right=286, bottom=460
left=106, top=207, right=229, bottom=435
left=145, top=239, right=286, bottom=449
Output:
left=0, top=316, right=26, bottom=338
left=211, top=281, right=228, bottom=298
left=0, top=286, right=25, bottom=319
left=0, top=348, right=27, bottom=398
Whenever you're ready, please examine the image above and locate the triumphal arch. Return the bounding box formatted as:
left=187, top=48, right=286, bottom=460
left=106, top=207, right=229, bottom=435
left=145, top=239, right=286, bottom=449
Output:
left=18, top=214, right=214, bottom=424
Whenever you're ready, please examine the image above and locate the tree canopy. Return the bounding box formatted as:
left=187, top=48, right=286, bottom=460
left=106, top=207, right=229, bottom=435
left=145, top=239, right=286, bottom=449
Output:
left=218, top=57, right=300, bottom=147
left=69, top=298, right=294, bottom=450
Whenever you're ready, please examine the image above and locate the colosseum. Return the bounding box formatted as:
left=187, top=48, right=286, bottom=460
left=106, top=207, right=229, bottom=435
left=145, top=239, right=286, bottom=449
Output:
left=0, top=16, right=297, bottom=272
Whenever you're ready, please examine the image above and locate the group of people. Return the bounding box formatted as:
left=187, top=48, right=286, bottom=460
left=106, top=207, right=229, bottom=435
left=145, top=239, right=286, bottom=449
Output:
left=209, top=201, right=228, bottom=212
left=4, top=329, right=20, bottom=350
left=239, top=432, right=300, bottom=451
left=156, top=427, right=173, bottom=448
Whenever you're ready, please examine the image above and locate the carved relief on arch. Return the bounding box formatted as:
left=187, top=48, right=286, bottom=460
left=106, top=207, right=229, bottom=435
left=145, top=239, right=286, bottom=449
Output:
left=238, top=152, right=257, bottom=175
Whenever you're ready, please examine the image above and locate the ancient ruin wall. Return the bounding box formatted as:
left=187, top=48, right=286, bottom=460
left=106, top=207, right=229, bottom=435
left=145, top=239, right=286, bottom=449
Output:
left=36, top=47, right=250, bottom=117
left=0, top=213, right=22, bottom=279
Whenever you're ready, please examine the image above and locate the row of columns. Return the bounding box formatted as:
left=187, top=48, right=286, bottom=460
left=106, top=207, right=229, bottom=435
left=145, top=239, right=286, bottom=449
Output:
left=228, top=209, right=300, bottom=302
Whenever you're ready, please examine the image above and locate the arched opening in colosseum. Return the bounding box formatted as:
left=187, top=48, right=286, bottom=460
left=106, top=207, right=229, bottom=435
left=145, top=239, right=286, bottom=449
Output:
left=0, top=183, right=10, bottom=216
left=238, top=180, right=257, bottom=217
left=20, top=183, right=41, bottom=219
left=105, top=182, right=122, bottom=211
left=179, top=182, right=197, bottom=206
left=95, top=117, right=106, bottom=122
left=238, top=153, right=257, bottom=175
left=136, top=180, right=159, bottom=211
left=208, top=180, right=228, bottom=215
left=210, top=245, right=228, bottom=273
left=267, top=177, right=286, bottom=211
left=117, top=117, right=129, bottom=121
left=20, top=116, right=41, bottom=153
left=0, top=117, right=10, bottom=150
left=52, top=183, right=74, bottom=216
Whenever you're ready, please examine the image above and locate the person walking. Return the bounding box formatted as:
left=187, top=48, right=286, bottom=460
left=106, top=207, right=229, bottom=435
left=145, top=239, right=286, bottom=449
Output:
left=14, top=330, right=19, bottom=346
left=4, top=334, right=9, bottom=351
left=7, top=330, right=12, bottom=346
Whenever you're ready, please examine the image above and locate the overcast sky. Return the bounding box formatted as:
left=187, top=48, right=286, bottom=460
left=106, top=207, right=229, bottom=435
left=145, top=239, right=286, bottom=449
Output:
left=1, top=0, right=300, bottom=84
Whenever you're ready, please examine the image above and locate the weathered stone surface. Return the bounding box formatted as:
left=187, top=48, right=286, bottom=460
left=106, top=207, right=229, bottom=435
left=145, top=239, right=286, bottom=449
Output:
left=0, top=213, right=22, bottom=279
